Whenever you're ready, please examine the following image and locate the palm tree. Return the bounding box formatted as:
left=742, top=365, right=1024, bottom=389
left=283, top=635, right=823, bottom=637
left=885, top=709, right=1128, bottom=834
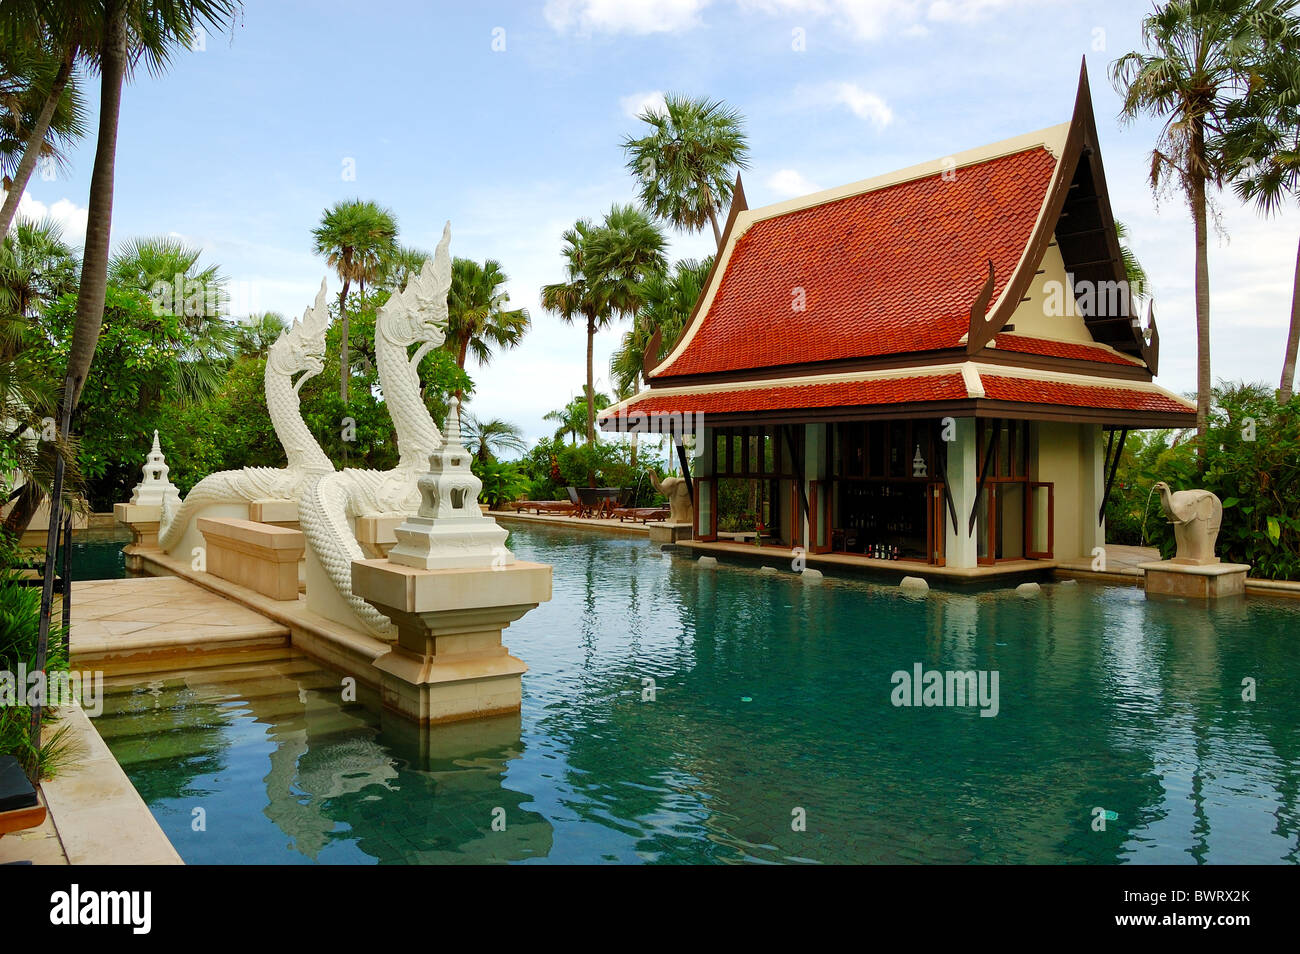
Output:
left=541, top=218, right=605, bottom=444
left=1222, top=8, right=1300, bottom=401
left=544, top=392, right=608, bottom=446
left=379, top=244, right=431, bottom=292
left=311, top=198, right=399, bottom=402
left=109, top=234, right=234, bottom=405
left=28, top=0, right=243, bottom=763
left=445, top=257, right=529, bottom=399
left=234, top=311, right=287, bottom=359
left=542, top=207, right=665, bottom=445
left=610, top=256, right=712, bottom=395
left=622, top=94, right=749, bottom=247
left=0, top=4, right=94, bottom=240
left=1115, top=220, right=1151, bottom=305
left=462, top=412, right=527, bottom=464
left=0, top=216, right=79, bottom=323
left=1112, top=0, right=1288, bottom=455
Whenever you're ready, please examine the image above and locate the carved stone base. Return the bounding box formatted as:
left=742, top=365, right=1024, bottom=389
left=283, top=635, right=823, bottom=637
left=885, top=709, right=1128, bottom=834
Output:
left=1140, top=560, right=1251, bottom=599
left=649, top=521, right=694, bottom=545
left=114, top=502, right=161, bottom=572
left=352, top=559, right=552, bottom=724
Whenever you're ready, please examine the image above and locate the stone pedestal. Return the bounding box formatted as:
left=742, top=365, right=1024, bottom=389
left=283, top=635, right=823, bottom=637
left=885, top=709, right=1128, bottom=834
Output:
left=1139, top=560, right=1251, bottom=599
left=354, top=513, right=409, bottom=559
left=198, top=517, right=305, bottom=601
left=352, top=558, right=552, bottom=725
left=114, top=502, right=162, bottom=572
left=648, top=521, right=693, bottom=545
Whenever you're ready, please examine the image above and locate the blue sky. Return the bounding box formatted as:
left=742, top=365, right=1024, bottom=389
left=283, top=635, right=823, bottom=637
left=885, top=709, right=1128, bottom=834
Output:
left=18, top=0, right=1300, bottom=443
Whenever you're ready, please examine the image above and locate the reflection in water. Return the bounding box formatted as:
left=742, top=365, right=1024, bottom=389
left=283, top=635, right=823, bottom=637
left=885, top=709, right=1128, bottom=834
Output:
left=96, top=525, right=1300, bottom=864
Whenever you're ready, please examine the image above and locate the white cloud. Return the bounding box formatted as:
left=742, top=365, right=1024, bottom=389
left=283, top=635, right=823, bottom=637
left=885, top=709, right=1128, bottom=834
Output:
left=14, top=192, right=89, bottom=246
left=545, top=0, right=712, bottom=35
left=828, top=82, right=894, bottom=128
left=620, top=89, right=667, bottom=119
left=766, top=168, right=823, bottom=198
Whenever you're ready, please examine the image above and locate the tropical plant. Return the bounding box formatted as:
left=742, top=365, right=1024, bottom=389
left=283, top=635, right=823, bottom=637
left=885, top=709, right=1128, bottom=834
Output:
left=379, top=244, right=431, bottom=292
left=462, top=412, right=527, bottom=463
left=1106, top=380, right=1300, bottom=579
left=233, top=311, right=286, bottom=359
left=445, top=257, right=529, bottom=399
left=610, top=255, right=711, bottom=394
left=311, top=198, right=399, bottom=402
left=1115, top=220, right=1151, bottom=305
left=1221, top=7, right=1300, bottom=401
left=472, top=458, right=528, bottom=510
left=109, top=234, right=235, bottom=405
left=541, top=207, right=665, bottom=445
left=1111, top=0, right=1291, bottom=454
left=0, top=5, right=91, bottom=240
left=0, top=215, right=78, bottom=322
left=622, top=94, right=749, bottom=247
left=544, top=391, right=608, bottom=446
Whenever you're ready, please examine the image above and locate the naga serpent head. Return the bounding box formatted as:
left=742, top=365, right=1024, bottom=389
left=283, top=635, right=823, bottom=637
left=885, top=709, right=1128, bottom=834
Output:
left=378, top=221, right=451, bottom=352
left=269, top=279, right=331, bottom=390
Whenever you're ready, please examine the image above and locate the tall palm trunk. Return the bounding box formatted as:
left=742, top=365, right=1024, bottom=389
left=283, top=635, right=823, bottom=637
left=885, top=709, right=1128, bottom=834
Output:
left=0, top=51, right=75, bottom=241
left=702, top=185, right=721, bottom=248
left=585, top=312, right=596, bottom=444
left=32, top=0, right=128, bottom=753
left=337, top=276, right=350, bottom=402
left=1278, top=234, right=1300, bottom=404
left=1190, top=126, right=1211, bottom=461
left=454, top=335, right=470, bottom=400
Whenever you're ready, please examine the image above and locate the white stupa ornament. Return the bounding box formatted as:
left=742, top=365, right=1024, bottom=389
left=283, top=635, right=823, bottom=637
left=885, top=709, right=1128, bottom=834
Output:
left=129, top=430, right=182, bottom=510
left=386, top=398, right=513, bottom=570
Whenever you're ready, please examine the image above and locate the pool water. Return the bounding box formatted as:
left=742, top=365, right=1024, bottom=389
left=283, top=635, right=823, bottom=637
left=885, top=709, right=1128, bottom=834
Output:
left=94, top=525, right=1300, bottom=864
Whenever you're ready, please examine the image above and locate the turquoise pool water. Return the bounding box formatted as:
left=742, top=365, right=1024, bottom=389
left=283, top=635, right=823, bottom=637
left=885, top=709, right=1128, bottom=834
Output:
left=95, top=525, right=1300, bottom=864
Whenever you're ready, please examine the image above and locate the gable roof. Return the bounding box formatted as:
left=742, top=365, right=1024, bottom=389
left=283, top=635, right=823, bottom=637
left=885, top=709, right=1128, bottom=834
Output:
left=646, top=60, right=1157, bottom=387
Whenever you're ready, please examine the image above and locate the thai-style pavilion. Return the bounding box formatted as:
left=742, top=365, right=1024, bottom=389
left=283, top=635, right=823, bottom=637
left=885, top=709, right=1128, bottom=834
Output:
left=600, top=63, right=1195, bottom=574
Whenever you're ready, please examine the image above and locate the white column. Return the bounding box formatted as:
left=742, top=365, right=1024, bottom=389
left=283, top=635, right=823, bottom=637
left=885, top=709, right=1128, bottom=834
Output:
left=944, top=417, right=979, bottom=569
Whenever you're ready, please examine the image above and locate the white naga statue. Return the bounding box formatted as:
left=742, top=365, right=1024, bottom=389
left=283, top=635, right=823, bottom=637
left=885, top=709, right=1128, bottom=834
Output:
left=158, top=282, right=335, bottom=558
left=1154, top=481, right=1224, bottom=565
left=297, top=224, right=454, bottom=637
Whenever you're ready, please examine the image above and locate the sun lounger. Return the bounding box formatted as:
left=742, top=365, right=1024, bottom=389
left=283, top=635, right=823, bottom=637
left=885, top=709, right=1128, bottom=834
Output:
left=514, top=501, right=576, bottom=515
left=613, top=507, right=670, bottom=523
left=0, top=756, right=45, bottom=839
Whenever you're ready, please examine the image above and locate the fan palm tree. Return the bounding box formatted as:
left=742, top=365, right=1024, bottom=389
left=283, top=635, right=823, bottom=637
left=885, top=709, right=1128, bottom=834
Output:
left=622, top=94, right=749, bottom=247
left=379, top=244, right=431, bottom=292
left=445, top=257, right=529, bottom=400
left=0, top=216, right=78, bottom=323
left=0, top=4, right=94, bottom=241
left=109, top=234, right=234, bottom=405
left=1112, top=0, right=1290, bottom=455
left=234, top=311, right=287, bottom=359
left=311, top=198, right=399, bottom=402
left=462, top=412, right=527, bottom=464
left=1222, top=8, right=1300, bottom=401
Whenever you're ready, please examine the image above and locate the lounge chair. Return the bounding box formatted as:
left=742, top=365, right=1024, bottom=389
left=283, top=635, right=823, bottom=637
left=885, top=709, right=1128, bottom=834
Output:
left=0, top=756, right=45, bottom=839
left=516, top=500, right=576, bottom=515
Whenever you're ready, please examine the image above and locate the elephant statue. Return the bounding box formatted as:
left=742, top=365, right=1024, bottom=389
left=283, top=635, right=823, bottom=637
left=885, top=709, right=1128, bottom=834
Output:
left=1154, top=481, right=1223, bottom=565
left=649, top=471, right=694, bottom=525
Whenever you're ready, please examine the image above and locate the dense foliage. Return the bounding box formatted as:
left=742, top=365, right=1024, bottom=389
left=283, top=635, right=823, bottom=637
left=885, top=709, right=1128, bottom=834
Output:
left=1106, top=385, right=1300, bottom=579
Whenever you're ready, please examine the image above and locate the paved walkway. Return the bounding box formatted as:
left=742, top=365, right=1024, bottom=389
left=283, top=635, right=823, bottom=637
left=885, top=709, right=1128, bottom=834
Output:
left=71, top=576, right=288, bottom=660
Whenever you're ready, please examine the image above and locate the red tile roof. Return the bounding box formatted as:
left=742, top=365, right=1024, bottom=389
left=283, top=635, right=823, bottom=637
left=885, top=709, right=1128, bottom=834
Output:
left=599, top=370, right=1194, bottom=422
left=990, top=334, right=1136, bottom=366
left=603, top=374, right=969, bottom=419
left=655, top=147, right=1058, bottom=378
left=980, top=375, right=1191, bottom=414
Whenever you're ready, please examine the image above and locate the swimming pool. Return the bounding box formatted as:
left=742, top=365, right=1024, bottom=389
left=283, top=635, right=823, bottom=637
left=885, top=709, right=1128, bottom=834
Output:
left=93, top=524, right=1300, bottom=864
